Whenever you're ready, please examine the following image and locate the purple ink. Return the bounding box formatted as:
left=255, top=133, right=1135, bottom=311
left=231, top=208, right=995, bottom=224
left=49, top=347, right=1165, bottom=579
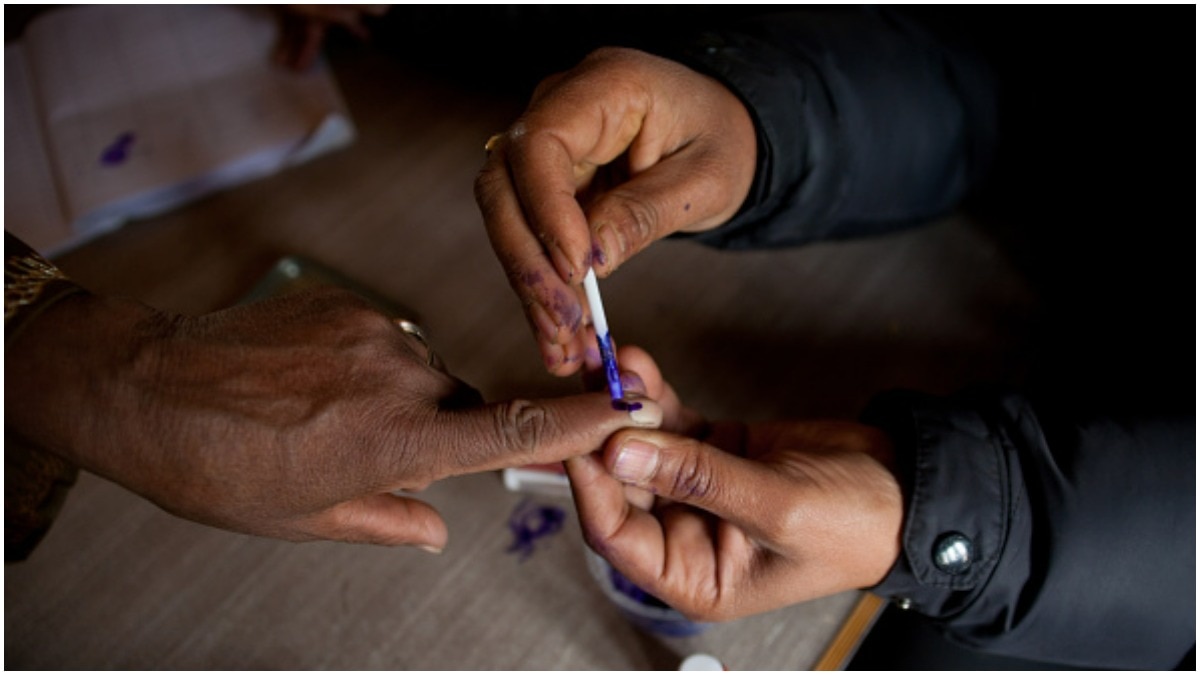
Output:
left=586, top=549, right=709, bottom=637
left=612, top=400, right=643, bottom=412
left=619, top=371, right=645, bottom=395
left=506, top=499, right=565, bottom=561
left=100, top=132, right=135, bottom=166
left=550, top=288, right=583, bottom=333
left=684, top=202, right=691, bottom=211
left=597, top=331, right=624, bottom=402
left=582, top=268, right=623, bottom=403
left=591, top=241, right=608, bottom=267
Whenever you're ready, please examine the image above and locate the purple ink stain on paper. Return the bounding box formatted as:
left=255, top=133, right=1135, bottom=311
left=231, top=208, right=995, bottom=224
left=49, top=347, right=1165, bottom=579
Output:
left=506, top=499, right=566, bottom=561
left=100, top=132, right=135, bottom=166
left=596, top=331, right=624, bottom=401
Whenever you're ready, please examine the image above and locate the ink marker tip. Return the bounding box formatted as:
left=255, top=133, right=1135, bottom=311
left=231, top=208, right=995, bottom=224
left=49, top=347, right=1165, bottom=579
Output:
left=582, top=269, right=624, bottom=402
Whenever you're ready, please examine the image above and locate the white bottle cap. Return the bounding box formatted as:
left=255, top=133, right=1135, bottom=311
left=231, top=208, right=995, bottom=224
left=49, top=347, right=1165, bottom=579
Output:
left=679, top=653, right=725, bottom=670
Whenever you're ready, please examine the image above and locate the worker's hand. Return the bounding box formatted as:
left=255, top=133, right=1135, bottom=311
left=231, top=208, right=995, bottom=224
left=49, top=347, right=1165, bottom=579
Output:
left=5, top=288, right=661, bottom=551
left=566, top=347, right=903, bottom=621
left=475, top=47, right=757, bottom=375
left=274, top=4, right=390, bottom=71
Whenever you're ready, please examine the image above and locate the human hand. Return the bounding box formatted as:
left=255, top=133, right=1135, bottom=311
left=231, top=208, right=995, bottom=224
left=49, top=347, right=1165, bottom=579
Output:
left=274, top=4, right=389, bottom=71
left=5, top=288, right=661, bottom=551
left=475, top=47, right=757, bottom=375
left=566, top=347, right=903, bottom=621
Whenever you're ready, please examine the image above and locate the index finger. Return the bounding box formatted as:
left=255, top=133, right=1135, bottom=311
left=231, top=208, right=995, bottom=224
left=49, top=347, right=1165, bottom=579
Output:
left=476, top=145, right=590, bottom=374
left=505, top=82, right=650, bottom=283
left=428, top=391, right=663, bottom=478
left=564, top=449, right=753, bottom=621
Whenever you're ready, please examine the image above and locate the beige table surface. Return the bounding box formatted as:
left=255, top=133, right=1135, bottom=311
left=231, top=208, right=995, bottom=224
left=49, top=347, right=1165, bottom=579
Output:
left=4, top=41, right=1037, bottom=670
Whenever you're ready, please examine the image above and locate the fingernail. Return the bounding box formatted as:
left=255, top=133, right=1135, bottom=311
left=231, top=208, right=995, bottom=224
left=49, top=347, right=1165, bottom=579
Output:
left=542, top=342, right=565, bottom=370
left=613, top=439, right=660, bottom=483
left=547, top=240, right=578, bottom=284
left=596, top=226, right=621, bottom=273
left=552, top=287, right=583, bottom=334
left=590, top=238, right=608, bottom=268
left=624, top=399, right=662, bottom=427
left=620, top=371, right=646, bottom=396
left=529, top=302, right=560, bottom=343
left=561, top=344, right=583, bottom=365
left=418, top=544, right=443, bottom=555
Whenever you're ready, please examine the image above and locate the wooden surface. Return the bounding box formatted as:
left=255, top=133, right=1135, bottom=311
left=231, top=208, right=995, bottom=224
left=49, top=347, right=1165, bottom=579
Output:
left=4, top=41, right=1037, bottom=670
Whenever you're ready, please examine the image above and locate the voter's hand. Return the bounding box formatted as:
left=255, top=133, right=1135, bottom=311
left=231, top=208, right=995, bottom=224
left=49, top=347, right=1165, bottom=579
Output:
left=6, top=288, right=661, bottom=551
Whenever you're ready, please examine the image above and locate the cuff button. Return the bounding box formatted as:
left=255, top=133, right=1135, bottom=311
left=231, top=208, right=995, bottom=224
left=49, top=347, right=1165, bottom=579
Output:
left=933, top=532, right=974, bottom=575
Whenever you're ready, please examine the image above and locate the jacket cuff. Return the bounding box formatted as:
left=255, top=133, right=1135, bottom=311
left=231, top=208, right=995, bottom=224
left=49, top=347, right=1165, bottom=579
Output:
left=860, top=389, right=1023, bottom=619
left=655, top=29, right=836, bottom=250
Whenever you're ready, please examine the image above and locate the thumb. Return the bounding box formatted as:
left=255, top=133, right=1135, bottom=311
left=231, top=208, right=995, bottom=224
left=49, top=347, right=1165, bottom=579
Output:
left=433, top=392, right=663, bottom=477
left=311, top=493, right=449, bottom=551
left=603, top=429, right=774, bottom=528
left=586, top=150, right=747, bottom=276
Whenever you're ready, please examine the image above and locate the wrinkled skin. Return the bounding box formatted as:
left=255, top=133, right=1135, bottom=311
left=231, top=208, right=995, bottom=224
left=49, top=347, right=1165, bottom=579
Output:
left=568, top=346, right=903, bottom=621
left=475, top=47, right=757, bottom=375
left=6, top=288, right=661, bottom=551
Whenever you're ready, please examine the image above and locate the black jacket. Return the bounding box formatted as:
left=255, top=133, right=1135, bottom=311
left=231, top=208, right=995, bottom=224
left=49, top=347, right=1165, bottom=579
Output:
left=667, top=7, right=1196, bottom=670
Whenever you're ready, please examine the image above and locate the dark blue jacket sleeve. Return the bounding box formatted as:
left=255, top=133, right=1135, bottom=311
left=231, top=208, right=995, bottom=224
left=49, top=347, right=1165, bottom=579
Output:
left=861, top=388, right=1196, bottom=669
left=661, top=7, right=997, bottom=249
left=659, top=9, right=1196, bottom=668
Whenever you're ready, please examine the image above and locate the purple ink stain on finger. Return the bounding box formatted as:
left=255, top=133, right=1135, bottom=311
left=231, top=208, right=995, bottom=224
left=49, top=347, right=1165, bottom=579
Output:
left=551, top=288, right=583, bottom=332
left=591, top=241, right=608, bottom=267
left=612, top=400, right=643, bottom=412
left=100, top=132, right=135, bottom=166
left=620, top=371, right=645, bottom=395
left=506, top=499, right=566, bottom=562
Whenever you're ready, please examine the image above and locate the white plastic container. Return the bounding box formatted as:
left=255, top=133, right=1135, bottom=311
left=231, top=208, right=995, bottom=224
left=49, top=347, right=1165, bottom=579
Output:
left=584, top=548, right=709, bottom=637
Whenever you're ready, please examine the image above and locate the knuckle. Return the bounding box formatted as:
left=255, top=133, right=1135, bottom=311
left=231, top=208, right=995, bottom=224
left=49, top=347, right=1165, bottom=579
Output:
left=580, top=528, right=610, bottom=557
left=761, top=500, right=807, bottom=543
left=602, top=194, right=659, bottom=258
left=689, top=156, right=745, bottom=224
left=473, top=164, right=507, bottom=210
left=586, top=46, right=643, bottom=70
left=667, top=583, right=727, bottom=623
left=665, top=444, right=718, bottom=502
left=306, top=286, right=376, bottom=321
left=493, top=399, right=552, bottom=457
